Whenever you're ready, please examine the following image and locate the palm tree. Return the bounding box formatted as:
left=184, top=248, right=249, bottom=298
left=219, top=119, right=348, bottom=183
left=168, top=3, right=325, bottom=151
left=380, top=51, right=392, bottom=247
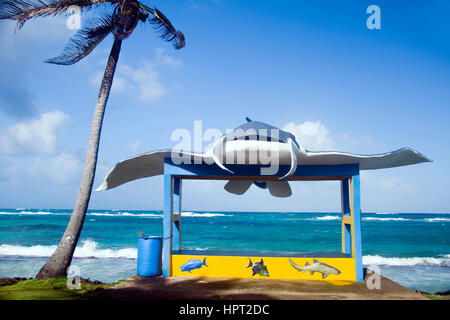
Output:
left=0, top=0, right=185, bottom=280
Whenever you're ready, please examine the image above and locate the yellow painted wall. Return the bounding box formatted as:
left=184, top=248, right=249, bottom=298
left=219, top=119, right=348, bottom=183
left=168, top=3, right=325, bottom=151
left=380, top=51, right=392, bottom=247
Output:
left=172, top=255, right=356, bottom=281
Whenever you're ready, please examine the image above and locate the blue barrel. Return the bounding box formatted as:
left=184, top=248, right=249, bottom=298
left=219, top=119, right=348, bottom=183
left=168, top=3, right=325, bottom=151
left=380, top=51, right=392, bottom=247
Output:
left=137, top=236, right=162, bottom=276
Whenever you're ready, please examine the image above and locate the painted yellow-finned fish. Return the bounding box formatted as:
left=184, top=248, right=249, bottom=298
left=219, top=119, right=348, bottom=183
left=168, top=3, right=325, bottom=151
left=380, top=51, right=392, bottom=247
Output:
left=245, top=258, right=269, bottom=277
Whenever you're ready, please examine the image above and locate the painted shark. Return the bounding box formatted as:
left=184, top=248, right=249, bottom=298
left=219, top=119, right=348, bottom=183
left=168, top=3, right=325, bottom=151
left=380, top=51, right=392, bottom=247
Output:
left=288, top=258, right=341, bottom=279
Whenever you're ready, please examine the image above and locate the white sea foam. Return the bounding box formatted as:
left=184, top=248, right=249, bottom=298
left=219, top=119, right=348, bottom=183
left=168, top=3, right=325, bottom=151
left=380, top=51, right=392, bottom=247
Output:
left=181, top=212, right=231, bottom=217
left=0, top=243, right=57, bottom=257
left=183, top=247, right=209, bottom=251
left=0, top=210, right=230, bottom=218
left=308, top=216, right=412, bottom=222
left=306, top=215, right=340, bottom=221
left=88, top=211, right=230, bottom=218
left=0, top=211, right=64, bottom=216
left=375, top=212, right=398, bottom=215
left=363, top=217, right=412, bottom=221
left=2, top=243, right=448, bottom=267
left=316, top=215, right=340, bottom=220
left=305, top=213, right=450, bottom=223
left=424, top=218, right=450, bottom=222
left=363, top=255, right=450, bottom=267
left=0, top=240, right=137, bottom=259
left=307, top=216, right=411, bottom=222
left=364, top=217, right=449, bottom=222
left=88, top=212, right=162, bottom=218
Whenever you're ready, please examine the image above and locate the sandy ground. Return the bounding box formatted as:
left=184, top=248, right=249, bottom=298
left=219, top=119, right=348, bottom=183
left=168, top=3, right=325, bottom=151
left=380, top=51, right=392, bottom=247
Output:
left=99, top=270, right=427, bottom=300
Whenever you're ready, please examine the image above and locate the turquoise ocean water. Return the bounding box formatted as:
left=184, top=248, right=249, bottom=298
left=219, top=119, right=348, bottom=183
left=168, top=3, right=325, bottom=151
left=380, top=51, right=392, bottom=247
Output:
left=0, top=209, right=449, bottom=293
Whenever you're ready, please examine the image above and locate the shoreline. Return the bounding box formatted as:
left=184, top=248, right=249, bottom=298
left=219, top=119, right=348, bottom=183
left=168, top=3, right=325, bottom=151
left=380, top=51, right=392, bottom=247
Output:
left=2, top=256, right=449, bottom=293
left=1, top=271, right=449, bottom=300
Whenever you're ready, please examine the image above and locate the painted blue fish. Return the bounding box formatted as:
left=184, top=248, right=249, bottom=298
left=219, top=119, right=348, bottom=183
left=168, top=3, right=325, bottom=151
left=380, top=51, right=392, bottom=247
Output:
left=180, top=257, right=208, bottom=273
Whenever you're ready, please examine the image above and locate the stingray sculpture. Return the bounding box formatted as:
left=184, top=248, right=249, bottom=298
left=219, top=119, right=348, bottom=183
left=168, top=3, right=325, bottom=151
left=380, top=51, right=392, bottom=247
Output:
left=96, top=118, right=431, bottom=198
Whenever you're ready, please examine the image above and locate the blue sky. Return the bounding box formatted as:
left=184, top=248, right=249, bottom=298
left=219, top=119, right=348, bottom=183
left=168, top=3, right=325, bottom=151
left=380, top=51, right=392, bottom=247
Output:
left=0, top=0, right=449, bottom=213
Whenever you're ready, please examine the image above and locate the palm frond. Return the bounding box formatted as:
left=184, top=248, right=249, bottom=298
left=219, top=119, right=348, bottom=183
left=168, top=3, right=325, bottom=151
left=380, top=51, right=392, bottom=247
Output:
left=141, top=5, right=185, bottom=49
left=0, top=0, right=99, bottom=30
left=45, top=14, right=114, bottom=65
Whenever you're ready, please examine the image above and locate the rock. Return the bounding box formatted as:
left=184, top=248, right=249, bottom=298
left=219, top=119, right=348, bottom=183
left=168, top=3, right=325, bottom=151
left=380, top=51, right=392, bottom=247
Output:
left=80, top=277, right=105, bottom=285
left=415, top=290, right=431, bottom=295
left=0, top=277, right=29, bottom=286
left=434, top=290, right=450, bottom=296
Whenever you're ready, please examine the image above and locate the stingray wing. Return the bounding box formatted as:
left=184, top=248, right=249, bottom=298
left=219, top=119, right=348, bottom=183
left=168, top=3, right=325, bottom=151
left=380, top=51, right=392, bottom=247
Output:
left=223, top=180, right=292, bottom=197
left=300, top=148, right=431, bottom=170
left=224, top=180, right=253, bottom=195
left=97, top=146, right=431, bottom=192
left=96, top=150, right=206, bottom=191
left=267, top=181, right=292, bottom=197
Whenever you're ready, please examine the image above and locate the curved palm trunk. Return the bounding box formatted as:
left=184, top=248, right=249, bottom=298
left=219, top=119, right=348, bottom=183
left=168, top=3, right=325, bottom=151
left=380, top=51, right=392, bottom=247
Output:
left=36, top=38, right=122, bottom=280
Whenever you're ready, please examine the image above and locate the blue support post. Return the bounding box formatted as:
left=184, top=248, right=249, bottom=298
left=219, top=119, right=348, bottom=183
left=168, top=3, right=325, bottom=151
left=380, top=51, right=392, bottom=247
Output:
left=172, top=177, right=182, bottom=251
left=162, top=172, right=173, bottom=277
left=341, top=178, right=351, bottom=255
left=351, top=173, right=363, bottom=281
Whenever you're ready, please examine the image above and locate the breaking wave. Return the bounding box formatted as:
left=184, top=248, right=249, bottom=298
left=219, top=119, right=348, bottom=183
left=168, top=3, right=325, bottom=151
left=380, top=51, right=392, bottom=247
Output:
left=0, top=211, right=60, bottom=216
left=308, top=215, right=340, bottom=221
left=0, top=210, right=230, bottom=218
left=363, top=255, right=450, bottom=267
left=88, top=212, right=162, bottom=218
left=308, top=216, right=449, bottom=222
left=181, top=212, right=231, bottom=218
left=0, top=240, right=137, bottom=259
left=308, top=216, right=412, bottom=222
left=424, top=218, right=450, bottom=222
left=362, top=217, right=412, bottom=222
left=374, top=212, right=398, bottom=215
left=1, top=242, right=448, bottom=267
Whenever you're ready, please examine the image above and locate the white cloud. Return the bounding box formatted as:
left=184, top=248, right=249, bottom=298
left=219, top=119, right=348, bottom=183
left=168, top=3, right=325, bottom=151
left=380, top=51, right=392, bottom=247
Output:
left=278, top=120, right=421, bottom=212
left=155, top=48, right=182, bottom=70
left=360, top=171, right=419, bottom=195
left=89, top=48, right=183, bottom=103
left=337, top=133, right=374, bottom=150
left=0, top=111, right=71, bottom=155
left=0, top=110, right=81, bottom=185
left=28, top=152, right=83, bottom=184
left=90, top=62, right=167, bottom=102
left=1, top=151, right=83, bottom=186
left=130, top=139, right=142, bottom=153
left=282, top=120, right=375, bottom=153
left=282, top=121, right=336, bottom=151
left=89, top=72, right=128, bottom=94
left=119, top=62, right=166, bottom=102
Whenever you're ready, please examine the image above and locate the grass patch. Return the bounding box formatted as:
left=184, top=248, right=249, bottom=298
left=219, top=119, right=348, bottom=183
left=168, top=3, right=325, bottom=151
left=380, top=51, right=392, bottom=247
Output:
left=0, top=278, right=118, bottom=300
left=423, top=294, right=450, bottom=300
